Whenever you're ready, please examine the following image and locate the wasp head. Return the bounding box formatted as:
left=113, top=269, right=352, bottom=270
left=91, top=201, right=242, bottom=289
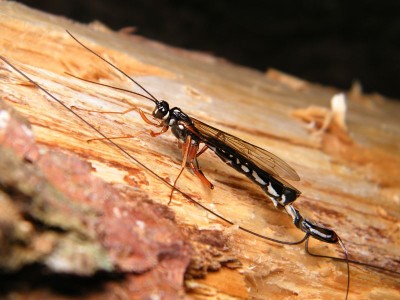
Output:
left=153, top=100, right=170, bottom=120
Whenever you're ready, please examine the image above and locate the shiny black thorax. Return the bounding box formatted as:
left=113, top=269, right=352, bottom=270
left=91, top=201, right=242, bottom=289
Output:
left=152, top=101, right=199, bottom=144
left=165, top=107, right=196, bottom=143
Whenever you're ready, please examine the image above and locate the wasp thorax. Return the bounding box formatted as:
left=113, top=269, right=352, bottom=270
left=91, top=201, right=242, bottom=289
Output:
left=153, top=100, right=170, bottom=120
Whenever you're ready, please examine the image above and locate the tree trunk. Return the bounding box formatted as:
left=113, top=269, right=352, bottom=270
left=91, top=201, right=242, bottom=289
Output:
left=0, top=2, right=399, bottom=299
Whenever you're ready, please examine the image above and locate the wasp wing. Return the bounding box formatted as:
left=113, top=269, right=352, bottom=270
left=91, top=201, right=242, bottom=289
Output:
left=191, top=117, right=300, bottom=182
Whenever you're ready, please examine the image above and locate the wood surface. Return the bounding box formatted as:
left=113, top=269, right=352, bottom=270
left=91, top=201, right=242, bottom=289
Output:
left=0, top=1, right=399, bottom=299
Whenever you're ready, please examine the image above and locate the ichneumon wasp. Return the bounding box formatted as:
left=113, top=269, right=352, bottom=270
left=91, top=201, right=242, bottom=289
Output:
left=65, top=31, right=343, bottom=245
left=1, top=30, right=399, bottom=299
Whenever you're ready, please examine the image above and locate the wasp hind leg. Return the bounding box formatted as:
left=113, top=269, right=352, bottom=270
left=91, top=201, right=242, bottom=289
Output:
left=169, top=136, right=213, bottom=204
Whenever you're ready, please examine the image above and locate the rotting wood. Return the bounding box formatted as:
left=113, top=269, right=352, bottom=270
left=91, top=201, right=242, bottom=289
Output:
left=0, top=2, right=399, bottom=299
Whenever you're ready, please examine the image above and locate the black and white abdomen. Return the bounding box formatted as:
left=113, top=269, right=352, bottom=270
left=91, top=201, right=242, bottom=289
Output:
left=210, top=145, right=300, bottom=207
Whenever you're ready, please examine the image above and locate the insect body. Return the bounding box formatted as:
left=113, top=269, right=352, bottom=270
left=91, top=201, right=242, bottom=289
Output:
left=147, top=99, right=340, bottom=244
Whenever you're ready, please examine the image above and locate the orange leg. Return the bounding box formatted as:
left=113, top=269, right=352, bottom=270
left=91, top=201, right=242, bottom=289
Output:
left=169, top=135, right=192, bottom=204
left=196, top=144, right=209, bottom=158
left=85, top=125, right=167, bottom=143
left=87, top=129, right=148, bottom=143
left=168, top=167, right=186, bottom=205
left=72, top=105, right=164, bottom=130
left=169, top=136, right=214, bottom=204
left=137, top=108, right=170, bottom=137
left=138, top=108, right=163, bottom=127
left=71, top=105, right=168, bottom=139
left=180, top=136, right=192, bottom=168
left=187, top=144, right=214, bottom=190
left=150, top=125, right=169, bottom=137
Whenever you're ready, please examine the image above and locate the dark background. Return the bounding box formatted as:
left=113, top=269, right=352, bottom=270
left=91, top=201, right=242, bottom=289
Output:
left=19, top=0, right=400, bottom=99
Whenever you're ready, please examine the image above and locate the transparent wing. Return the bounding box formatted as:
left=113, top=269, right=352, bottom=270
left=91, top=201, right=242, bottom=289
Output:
left=191, top=117, right=300, bottom=181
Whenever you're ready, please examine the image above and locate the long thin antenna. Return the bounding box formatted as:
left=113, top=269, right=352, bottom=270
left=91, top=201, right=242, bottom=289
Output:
left=66, top=30, right=159, bottom=103
left=65, top=72, right=156, bottom=103
left=0, top=55, right=309, bottom=246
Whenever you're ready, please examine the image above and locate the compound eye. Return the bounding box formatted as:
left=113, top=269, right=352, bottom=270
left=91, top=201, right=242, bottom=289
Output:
left=153, top=100, right=169, bottom=119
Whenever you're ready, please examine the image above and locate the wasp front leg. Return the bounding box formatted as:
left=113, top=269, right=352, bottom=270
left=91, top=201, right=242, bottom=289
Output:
left=137, top=108, right=169, bottom=137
